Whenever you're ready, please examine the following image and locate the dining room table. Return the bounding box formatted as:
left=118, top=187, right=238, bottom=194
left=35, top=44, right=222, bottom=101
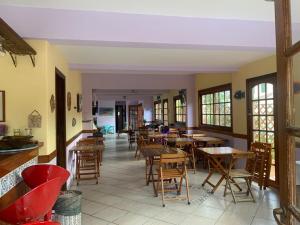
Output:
left=164, top=137, right=196, bottom=146
left=192, top=136, right=226, bottom=147
left=148, top=133, right=168, bottom=143
left=198, top=147, right=246, bottom=193
left=141, top=145, right=181, bottom=196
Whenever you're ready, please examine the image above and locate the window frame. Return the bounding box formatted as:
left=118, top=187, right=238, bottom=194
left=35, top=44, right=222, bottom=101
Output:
left=154, top=100, right=162, bottom=121
left=173, top=95, right=187, bottom=124
left=198, top=83, right=233, bottom=132
left=162, top=99, right=168, bottom=126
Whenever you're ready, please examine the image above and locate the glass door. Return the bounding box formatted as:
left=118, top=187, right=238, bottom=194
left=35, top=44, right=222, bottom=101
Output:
left=247, top=73, right=278, bottom=185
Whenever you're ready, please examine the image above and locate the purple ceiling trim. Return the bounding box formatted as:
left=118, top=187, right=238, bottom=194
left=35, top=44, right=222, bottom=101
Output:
left=0, top=5, right=277, bottom=48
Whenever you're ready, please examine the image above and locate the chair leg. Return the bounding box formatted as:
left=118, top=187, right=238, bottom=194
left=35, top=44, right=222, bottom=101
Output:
left=229, top=181, right=237, bottom=204
left=179, top=177, right=183, bottom=194
left=161, top=176, right=166, bottom=207
left=185, top=174, right=191, bottom=205
left=245, top=178, right=256, bottom=203
left=224, top=177, right=229, bottom=197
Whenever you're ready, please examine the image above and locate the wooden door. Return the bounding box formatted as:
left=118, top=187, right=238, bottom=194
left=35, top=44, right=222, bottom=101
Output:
left=55, top=69, right=66, bottom=171
left=115, top=104, right=126, bottom=133
left=247, top=73, right=278, bottom=186
left=273, top=0, right=300, bottom=224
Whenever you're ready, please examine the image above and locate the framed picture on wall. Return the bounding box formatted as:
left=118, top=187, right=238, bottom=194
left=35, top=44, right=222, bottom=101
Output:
left=77, top=94, right=82, bottom=112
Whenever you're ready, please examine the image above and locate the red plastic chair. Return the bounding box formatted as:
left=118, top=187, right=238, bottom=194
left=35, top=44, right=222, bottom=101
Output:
left=22, top=165, right=70, bottom=189
left=23, top=222, right=60, bottom=225
left=0, top=178, right=62, bottom=225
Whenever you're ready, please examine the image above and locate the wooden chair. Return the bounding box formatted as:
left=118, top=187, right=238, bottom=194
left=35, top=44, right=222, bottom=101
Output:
left=135, top=135, right=147, bottom=159
left=223, top=152, right=258, bottom=203
left=141, top=144, right=164, bottom=184
left=128, top=130, right=136, bottom=149
left=156, top=152, right=191, bottom=207
left=175, top=142, right=196, bottom=174
left=249, top=142, right=272, bottom=190
left=77, top=138, right=103, bottom=165
left=76, top=149, right=99, bottom=185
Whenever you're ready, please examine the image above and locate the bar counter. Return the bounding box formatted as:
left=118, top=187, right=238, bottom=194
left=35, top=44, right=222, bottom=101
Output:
left=0, top=145, right=39, bottom=210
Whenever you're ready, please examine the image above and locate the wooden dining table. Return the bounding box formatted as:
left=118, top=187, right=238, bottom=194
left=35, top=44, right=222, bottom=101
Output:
left=142, top=145, right=180, bottom=196
left=164, top=137, right=196, bottom=146
left=193, top=136, right=225, bottom=147
left=182, top=133, right=206, bottom=138
left=148, top=133, right=168, bottom=143
left=198, top=147, right=245, bottom=193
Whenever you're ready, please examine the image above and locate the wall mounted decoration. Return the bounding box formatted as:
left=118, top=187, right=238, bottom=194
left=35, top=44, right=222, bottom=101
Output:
left=294, top=82, right=300, bottom=95
left=0, top=90, right=5, bottom=122
left=50, top=95, right=56, bottom=113
left=28, top=110, right=42, bottom=128
left=99, top=107, right=114, bottom=116
left=76, top=94, right=82, bottom=112
left=234, top=90, right=245, bottom=99
left=67, top=92, right=71, bottom=111
left=72, top=118, right=77, bottom=127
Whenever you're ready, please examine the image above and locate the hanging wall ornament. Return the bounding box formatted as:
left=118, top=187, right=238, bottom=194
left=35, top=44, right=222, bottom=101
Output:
left=67, top=92, right=72, bottom=111
left=28, top=110, right=42, bottom=128
left=50, top=94, right=56, bottom=113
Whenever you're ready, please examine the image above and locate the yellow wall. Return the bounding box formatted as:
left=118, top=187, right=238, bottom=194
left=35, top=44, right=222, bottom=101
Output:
left=0, top=40, right=82, bottom=155
left=195, top=73, right=232, bottom=125
left=195, top=56, right=277, bottom=135
left=232, top=56, right=276, bottom=134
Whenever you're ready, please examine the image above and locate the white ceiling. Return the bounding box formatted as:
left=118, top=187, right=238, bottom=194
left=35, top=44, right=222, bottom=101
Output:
left=1, top=0, right=296, bottom=75
left=0, top=0, right=284, bottom=21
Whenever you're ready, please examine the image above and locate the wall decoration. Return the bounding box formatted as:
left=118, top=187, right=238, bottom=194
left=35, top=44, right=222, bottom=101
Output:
left=50, top=95, right=56, bottom=113
left=76, top=94, right=82, bottom=112
left=234, top=90, right=245, bottom=99
left=294, top=82, right=300, bottom=95
left=0, top=90, right=5, bottom=122
left=72, top=118, right=77, bottom=127
left=28, top=110, right=42, bottom=128
left=99, top=107, right=114, bottom=116
left=67, top=92, right=72, bottom=111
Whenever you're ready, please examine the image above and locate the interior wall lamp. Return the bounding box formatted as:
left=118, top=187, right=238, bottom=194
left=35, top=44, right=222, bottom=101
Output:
left=234, top=90, right=245, bottom=100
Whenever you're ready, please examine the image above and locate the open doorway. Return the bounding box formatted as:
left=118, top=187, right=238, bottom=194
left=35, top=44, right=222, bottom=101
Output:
left=115, top=101, right=126, bottom=133
left=55, top=68, right=66, bottom=169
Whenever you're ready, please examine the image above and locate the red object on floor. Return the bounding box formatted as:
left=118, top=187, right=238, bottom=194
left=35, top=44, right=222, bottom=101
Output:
left=0, top=178, right=62, bottom=225
left=23, top=222, right=60, bottom=225
left=22, top=165, right=70, bottom=189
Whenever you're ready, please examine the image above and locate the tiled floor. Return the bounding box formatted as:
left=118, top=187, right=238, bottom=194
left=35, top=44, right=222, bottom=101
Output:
left=72, top=134, right=279, bottom=225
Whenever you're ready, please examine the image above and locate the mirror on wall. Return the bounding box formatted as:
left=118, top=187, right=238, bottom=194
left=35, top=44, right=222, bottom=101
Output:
left=0, top=91, right=5, bottom=122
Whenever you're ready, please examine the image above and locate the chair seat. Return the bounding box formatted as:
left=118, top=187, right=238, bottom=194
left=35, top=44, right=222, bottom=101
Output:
left=157, top=168, right=183, bottom=178
left=229, top=169, right=252, bottom=178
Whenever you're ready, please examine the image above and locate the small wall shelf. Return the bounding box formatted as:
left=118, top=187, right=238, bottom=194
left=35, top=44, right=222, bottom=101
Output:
left=0, top=18, right=37, bottom=67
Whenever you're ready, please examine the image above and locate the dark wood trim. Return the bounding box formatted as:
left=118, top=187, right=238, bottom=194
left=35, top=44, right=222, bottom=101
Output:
left=198, top=83, right=233, bottom=132
left=246, top=72, right=278, bottom=187
left=153, top=100, right=162, bottom=121
left=66, top=130, right=83, bottom=146
left=0, top=90, right=5, bottom=122
left=162, top=99, right=168, bottom=125
left=173, top=95, right=187, bottom=124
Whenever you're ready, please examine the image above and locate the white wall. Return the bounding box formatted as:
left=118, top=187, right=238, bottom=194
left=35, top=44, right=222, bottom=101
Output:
left=97, top=100, right=116, bottom=132
left=82, top=74, right=196, bottom=129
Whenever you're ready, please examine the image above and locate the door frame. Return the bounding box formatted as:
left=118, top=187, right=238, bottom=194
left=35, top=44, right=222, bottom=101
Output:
left=55, top=68, right=66, bottom=170
left=246, top=72, right=278, bottom=187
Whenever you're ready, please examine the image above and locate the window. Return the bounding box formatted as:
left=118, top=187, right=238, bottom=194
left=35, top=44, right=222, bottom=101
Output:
left=199, top=84, right=232, bottom=130
left=163, top=99, right=168, bottom=126
left=154, top=100, right=162, bottom=121
left=174, top=96, right=186, bottom=123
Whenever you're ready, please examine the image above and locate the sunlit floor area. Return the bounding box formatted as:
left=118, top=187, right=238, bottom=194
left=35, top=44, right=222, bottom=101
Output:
left=72, top=135, right=279, bottom=225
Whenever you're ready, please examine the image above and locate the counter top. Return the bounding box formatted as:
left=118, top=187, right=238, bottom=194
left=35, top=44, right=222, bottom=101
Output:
left=0, top=146, right=39, bottom=178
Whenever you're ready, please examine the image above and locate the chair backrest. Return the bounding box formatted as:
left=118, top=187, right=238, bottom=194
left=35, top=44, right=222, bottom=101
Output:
left=167, top=133, right=179, bottom=138
left=22, top=164, right=70, bottom=189
left=160, top=152, right=186, bottom=164
left=77, top=138, right=103, bottom=146
left=0, top=178, right=62, bottom=225
left=228, top=152, right=257, bottom=174
left=250, top=142, right=272, bottom=155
